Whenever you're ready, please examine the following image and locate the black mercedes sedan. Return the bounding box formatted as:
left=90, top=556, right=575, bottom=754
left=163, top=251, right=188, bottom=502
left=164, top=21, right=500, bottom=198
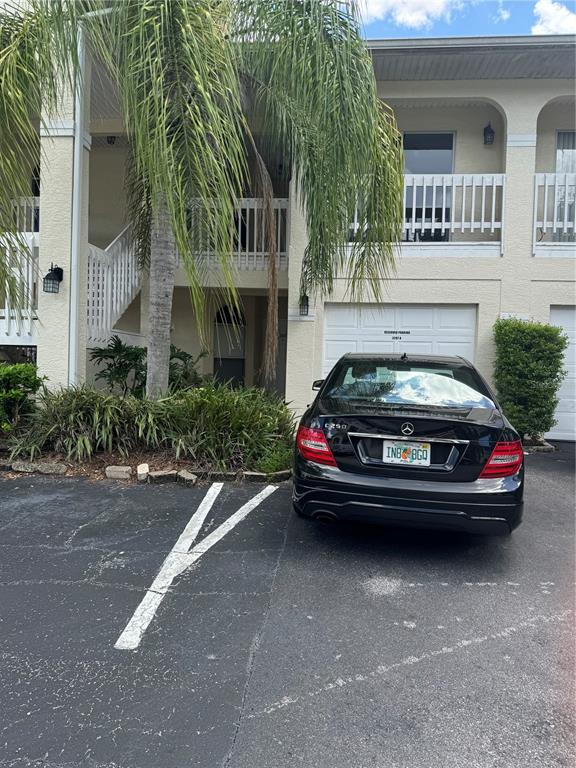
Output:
left=293, top=354, right=524, bottom=535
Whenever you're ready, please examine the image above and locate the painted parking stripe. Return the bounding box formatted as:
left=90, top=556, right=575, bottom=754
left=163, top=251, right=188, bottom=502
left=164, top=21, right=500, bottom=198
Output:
left=114, top=482, right=223, bottom=650
left=114, top=483, right=277, bottom=650
left=171, top=482, right=224, bottom=554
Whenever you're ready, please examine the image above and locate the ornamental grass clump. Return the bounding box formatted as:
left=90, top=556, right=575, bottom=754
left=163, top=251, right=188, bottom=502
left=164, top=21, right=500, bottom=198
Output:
left=493, top=318, right=568, bottom=442
left=10, top=384, right=294, bottom=472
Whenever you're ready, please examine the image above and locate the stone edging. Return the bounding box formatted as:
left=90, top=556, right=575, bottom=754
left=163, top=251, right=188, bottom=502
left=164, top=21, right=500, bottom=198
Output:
left=10, top=460, right=67, bottom=475
left=1, top=459, right=292, bottom=484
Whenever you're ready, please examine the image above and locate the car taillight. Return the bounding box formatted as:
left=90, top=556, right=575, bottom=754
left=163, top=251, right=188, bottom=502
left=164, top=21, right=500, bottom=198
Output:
left=479, top=440, right=523, bottom=478
left=296, top=425, right=337, bottom=466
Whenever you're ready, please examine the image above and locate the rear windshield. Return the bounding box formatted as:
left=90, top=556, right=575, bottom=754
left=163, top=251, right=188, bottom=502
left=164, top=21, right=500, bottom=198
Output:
left=322, top=361, right=495, bottom=410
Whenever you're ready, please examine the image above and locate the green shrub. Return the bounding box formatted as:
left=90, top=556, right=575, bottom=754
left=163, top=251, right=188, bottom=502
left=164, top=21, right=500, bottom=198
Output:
left=255, top=442, right=293, bottom=475
left=11, top=383, right=295, bottom=470
left=494, top=318, right=568, bottom=440
left=89, top=335, right=206, bottom=397
left=0, top=363, right=43, bottom=433
left=90, top=336, right=147, bottom=396
left=167, top=345, right=206, bottom=391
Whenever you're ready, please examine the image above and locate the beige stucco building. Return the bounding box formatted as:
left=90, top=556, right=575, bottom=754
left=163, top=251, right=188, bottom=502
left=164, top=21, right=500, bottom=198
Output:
left=2, top=34, right=575, bottom=439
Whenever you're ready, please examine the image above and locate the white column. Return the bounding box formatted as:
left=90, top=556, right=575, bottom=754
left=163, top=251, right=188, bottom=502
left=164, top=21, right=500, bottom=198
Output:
left=284, top=180, right=317, bottom=416
left=36, top=50, right=91, bottom=387
left=499, top=114, right=538, bottom=318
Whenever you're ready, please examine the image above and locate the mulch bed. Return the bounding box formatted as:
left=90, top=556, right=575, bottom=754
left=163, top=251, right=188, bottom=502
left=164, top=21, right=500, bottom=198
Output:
left=0, top=448, right=249, bottom=484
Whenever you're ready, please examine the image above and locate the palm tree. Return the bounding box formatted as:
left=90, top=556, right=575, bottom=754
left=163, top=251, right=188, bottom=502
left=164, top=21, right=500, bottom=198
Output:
left=0, top=0, right=403, bottom=397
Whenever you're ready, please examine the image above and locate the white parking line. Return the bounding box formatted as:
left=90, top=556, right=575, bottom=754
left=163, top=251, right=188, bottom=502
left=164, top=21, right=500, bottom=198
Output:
left=114, top=483, right=277, bottom=650
left=172, top=482, right=224, bottom=554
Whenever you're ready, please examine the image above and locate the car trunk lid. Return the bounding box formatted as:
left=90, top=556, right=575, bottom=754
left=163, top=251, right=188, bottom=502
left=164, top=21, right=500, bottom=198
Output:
left=316, top=402, right=504, bottom=482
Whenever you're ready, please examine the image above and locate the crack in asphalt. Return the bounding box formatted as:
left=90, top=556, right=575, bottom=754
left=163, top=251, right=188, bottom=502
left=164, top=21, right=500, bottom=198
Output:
left=246, top=609, right=574, bottom=720
left=220, top=501, right=292, bottom=768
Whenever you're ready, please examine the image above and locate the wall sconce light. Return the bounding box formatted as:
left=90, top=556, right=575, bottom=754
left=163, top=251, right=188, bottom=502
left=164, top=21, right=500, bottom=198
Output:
left=299, top=294, right=309, bottom=316
left=42, top=264, right=63, bottom=294
left=483, top=122, right=495, bottom=146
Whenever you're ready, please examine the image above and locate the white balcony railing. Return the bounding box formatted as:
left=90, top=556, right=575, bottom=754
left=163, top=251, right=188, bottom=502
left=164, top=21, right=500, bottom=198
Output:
left=12, top=196, right=40, bottom=235
left=0, top=237, right=39, bottom=344
left=401, top=174, right=505, bottom=245
left=187, top=198, right=289, bottom=271
left=349, top=174, right=505, bottom=251
left=533, top=173, right=576, bottom=254
left=1, top=199, right=40, bottom=345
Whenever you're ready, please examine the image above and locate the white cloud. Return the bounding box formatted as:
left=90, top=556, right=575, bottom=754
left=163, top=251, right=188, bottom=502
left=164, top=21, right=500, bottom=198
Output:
left=494, top=2, right=511, bottom=23
left=362, top=0, right=465, bottom=29
left=532, top=0, right=576, bottom=34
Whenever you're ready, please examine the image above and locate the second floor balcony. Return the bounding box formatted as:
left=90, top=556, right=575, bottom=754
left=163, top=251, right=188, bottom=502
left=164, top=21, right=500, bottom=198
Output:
left=348, top=173, right=504, bottom=257
left=401, top=172, right=504, bottom=254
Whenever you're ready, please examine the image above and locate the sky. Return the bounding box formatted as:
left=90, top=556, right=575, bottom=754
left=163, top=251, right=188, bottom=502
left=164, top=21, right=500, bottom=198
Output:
left=361, top=0, right=576, bottom=38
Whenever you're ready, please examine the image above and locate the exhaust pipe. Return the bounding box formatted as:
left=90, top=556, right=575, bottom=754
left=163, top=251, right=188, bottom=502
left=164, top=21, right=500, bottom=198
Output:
left=311, top=510, right=339, bottom=523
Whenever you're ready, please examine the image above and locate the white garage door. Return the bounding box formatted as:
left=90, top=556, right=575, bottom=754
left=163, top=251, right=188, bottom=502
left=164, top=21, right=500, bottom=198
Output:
left=323, top=304, right=477, bottom=376
left=548, top=306, right=576, bottom=441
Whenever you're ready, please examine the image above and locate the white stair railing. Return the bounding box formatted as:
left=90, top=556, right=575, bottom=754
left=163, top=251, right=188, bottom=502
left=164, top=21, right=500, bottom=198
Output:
left=87, top=226, right=140, bottom=344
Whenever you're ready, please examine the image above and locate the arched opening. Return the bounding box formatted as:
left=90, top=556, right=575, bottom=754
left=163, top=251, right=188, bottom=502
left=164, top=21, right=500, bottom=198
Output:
left=385, top=96, right=507, bottom=245
left=536, top=96, right=576, bottom=173
left=535, top=96, right=575, bottom=245
left=213, top=305, right=246, bottom=386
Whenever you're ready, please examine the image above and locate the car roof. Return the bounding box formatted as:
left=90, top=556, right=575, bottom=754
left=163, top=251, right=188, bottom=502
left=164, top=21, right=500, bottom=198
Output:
left=338, top=353, right=473, bottom=367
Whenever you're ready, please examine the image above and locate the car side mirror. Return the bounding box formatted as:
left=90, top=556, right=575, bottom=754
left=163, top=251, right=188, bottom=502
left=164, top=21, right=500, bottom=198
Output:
left=312, top=379, right=324, bottom=391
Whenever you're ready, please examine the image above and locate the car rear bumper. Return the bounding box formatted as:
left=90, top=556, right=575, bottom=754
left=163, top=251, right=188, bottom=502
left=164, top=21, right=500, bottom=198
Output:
left=293, top=459, right=524, bottom=534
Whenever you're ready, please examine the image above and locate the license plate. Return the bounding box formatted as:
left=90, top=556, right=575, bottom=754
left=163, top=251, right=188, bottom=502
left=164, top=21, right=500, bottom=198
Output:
left=383, top=440, right=431, bottom=466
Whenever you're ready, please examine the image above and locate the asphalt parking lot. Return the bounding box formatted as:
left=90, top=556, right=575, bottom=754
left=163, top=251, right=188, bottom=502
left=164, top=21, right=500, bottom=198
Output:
left=0, top=443, right=574, bottom=768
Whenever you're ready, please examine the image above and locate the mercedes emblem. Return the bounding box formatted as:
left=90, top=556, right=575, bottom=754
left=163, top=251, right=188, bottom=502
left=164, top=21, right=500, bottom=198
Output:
left=401, top=422, right=414, bottom=436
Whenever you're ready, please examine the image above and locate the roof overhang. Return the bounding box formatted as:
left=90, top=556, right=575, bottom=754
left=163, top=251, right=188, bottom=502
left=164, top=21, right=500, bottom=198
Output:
left=368, top=35, right=576, bottom=81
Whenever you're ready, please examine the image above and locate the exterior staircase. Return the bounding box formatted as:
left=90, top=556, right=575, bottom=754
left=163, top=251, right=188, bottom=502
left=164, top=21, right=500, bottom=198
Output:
left=87, top=226, right=141, bottom=345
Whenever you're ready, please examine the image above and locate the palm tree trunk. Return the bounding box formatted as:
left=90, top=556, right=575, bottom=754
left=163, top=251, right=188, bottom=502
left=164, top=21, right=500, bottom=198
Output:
left=146, top=201, right=176, bottom=399
left=262, top=219, right=278, bottom=386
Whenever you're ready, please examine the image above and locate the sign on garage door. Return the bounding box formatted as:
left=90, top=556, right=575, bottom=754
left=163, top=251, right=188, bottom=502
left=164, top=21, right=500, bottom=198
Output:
left=548, top=306, right=576, bottom=441
left=323, top=305, right=477, bottom=376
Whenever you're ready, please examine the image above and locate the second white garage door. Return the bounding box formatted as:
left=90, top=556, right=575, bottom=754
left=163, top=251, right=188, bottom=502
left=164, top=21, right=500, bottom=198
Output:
left=548, top=306, right=576, bottom=441
left=323, top=304, right=477, bottom=376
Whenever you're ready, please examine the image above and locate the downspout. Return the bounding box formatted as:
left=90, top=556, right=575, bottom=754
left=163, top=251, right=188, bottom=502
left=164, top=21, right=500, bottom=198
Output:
left=67, top=26, right=86, bottom=385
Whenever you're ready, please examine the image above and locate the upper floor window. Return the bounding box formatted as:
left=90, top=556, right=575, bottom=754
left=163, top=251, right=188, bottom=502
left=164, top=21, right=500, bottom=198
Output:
left=403, top=133, right=454, bottom=174
left=557, top=131, right=576, bottom=173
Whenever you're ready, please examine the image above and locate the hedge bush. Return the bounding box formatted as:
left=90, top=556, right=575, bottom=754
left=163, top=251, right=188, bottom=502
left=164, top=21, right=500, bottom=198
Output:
left=10, top=384, right=294, bottom=472
left=494, top=318, right=568, bottom=441
left=0, top=363, right=43, bottom=433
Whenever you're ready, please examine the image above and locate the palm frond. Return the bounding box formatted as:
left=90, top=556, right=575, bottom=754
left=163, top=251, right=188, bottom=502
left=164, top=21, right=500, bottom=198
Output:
left=124, top=144, right=151, bottom=271
left=233, top=0, right=403, bottom=299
